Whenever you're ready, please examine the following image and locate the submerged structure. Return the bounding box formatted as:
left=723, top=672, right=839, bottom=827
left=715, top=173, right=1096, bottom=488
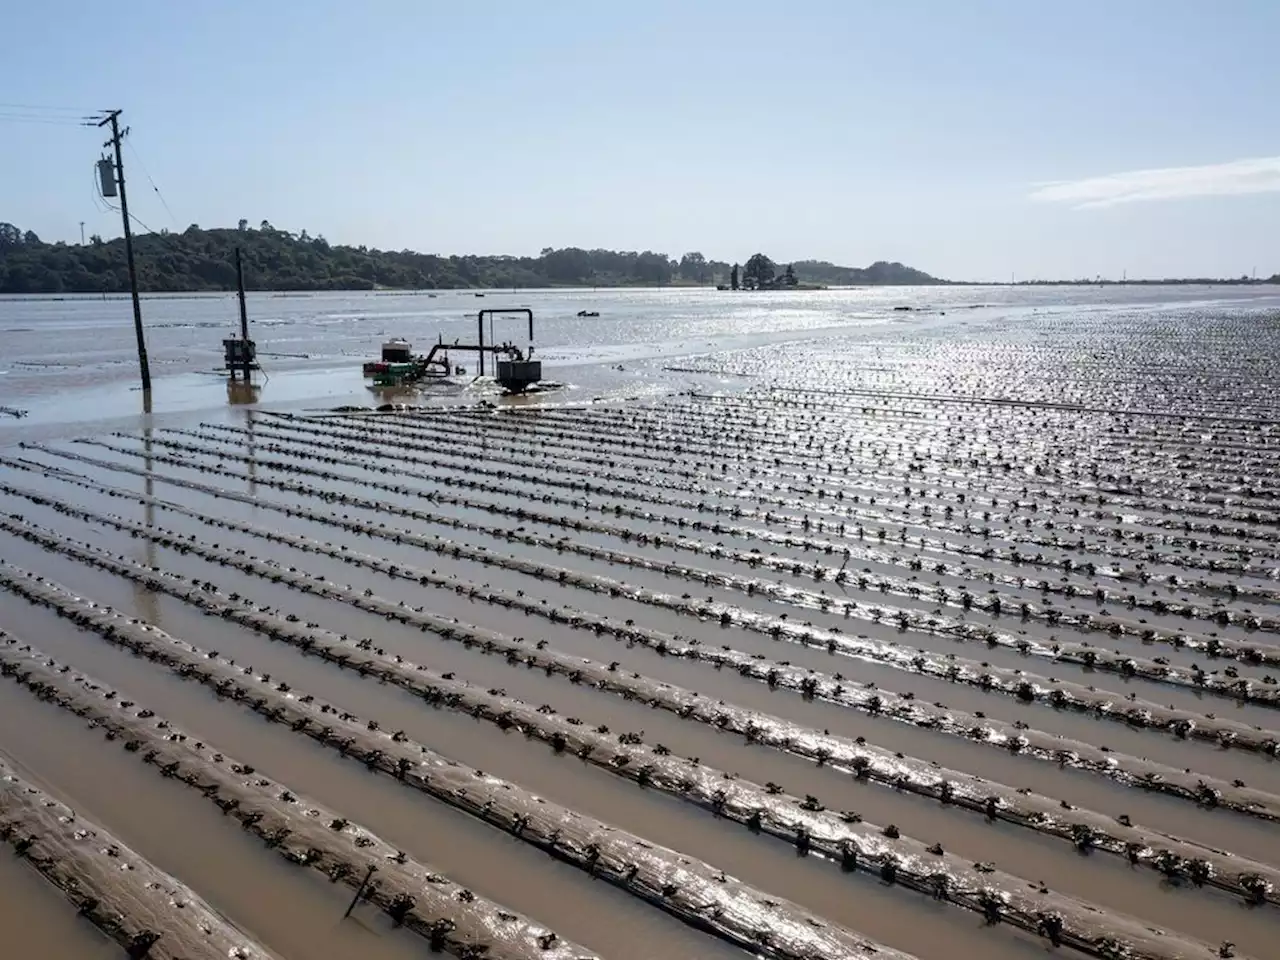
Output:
left=2, top=303, right=1279, bottom=960
left=362, top=308, right=543, bottom=392
left=223, top=336, right=258, bottom=380
left=362, top=337, right=454, bottom=385
left=224, top=247, right=259, bottom=381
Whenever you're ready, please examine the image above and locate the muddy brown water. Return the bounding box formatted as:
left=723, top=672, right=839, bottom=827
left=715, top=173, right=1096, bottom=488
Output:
left=2, top=590, right=1052, bottom=960
left=0, top=836, right=121, bottom=959
left=7, top=308, right=1280, bottom=960
left=117, top=456, right=1272, bottom=736
left=2, top=478, right=1280, bottom=829
left=8, top=485, right=1277, bottom=861
left=21, top=443, right=1265, bottom=710
left=3, top=519, right=1280, bottom=957
left=0, top=597, right=748, bottom=960
left=0, top=670, right=446, bottom=960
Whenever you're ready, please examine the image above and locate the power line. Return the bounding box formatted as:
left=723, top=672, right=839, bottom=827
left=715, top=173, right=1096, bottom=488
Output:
left=126, top=137, right=179, bottom=230
left=0, top=101, right=95, bottom=112
left=128, top=210, right=159, bottom=235
left=0, top=110, right=86, bottom=120
left=0, top=112, right=91, bottom=126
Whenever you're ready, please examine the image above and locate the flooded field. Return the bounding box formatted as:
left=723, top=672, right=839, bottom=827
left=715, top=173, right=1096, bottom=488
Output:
left=2, top=286, right=1280, bottom=959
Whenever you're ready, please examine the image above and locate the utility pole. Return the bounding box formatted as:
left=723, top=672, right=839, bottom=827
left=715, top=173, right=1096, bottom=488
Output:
left=223, top=247, right=258, bottom=382
left=236, top=247, right=249, bottom=342
left=79, top=221, right=85, bottom=245
left=98, top=109, right=151, bottom=393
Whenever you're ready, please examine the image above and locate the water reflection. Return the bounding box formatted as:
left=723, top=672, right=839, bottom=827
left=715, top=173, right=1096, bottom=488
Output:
left=134, top=410, right=161, bottom=628
left=227, top=380, right=261, bottom=406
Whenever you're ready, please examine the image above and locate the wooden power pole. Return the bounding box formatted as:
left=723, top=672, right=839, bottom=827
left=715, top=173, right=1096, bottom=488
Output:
left=236, top=247, right=249, bottom=342
left=98, top=109, right=151, bottom=393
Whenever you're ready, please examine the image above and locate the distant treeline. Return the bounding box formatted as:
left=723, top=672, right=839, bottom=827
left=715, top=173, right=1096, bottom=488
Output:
left=0, top=221, right=941, bottom=293
left=787, top=259, right=940, bottom=286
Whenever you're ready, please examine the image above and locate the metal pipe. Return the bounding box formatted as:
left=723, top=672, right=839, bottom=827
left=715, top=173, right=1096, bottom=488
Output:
left=478, top=310, right=534, bottom=346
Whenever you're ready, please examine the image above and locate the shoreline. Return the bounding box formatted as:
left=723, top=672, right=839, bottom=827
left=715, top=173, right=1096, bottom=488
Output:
left=5, top=279, right=1280, bottom=302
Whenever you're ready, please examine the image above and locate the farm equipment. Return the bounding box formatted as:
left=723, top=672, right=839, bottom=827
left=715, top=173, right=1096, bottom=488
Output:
left=361, top=309, right=543, bottom=392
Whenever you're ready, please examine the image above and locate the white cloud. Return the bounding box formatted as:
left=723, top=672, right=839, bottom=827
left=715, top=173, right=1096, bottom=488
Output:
left=1029, top=156, right=1280, bottom=208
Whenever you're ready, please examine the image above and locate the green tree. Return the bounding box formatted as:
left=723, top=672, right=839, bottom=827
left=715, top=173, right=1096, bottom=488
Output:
left=784, top=263, right=797, bottom=286
left=65, top=264, right=97, bottom=292
left=743, top=253, right=775, bottom=288
left=679, top=251, right=708, bottom=283
left=0, top=220, right=936, bottom=294
left=4, top=262, right=34, bottom=292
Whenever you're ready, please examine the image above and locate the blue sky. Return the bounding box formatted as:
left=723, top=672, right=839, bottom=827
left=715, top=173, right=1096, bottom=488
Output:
left=3, top=0, right=1278, bottom=280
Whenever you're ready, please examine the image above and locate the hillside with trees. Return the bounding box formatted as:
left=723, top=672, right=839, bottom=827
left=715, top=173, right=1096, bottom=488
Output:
left=789, top=259, right=940, bottom=286
left=0, top=221, right=941, bottom=294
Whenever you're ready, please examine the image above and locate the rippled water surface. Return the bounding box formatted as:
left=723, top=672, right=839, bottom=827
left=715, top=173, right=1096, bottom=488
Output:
left=3, top=284, right=1279, bottom=433
left=2, top=284, right=1279, bottom=960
